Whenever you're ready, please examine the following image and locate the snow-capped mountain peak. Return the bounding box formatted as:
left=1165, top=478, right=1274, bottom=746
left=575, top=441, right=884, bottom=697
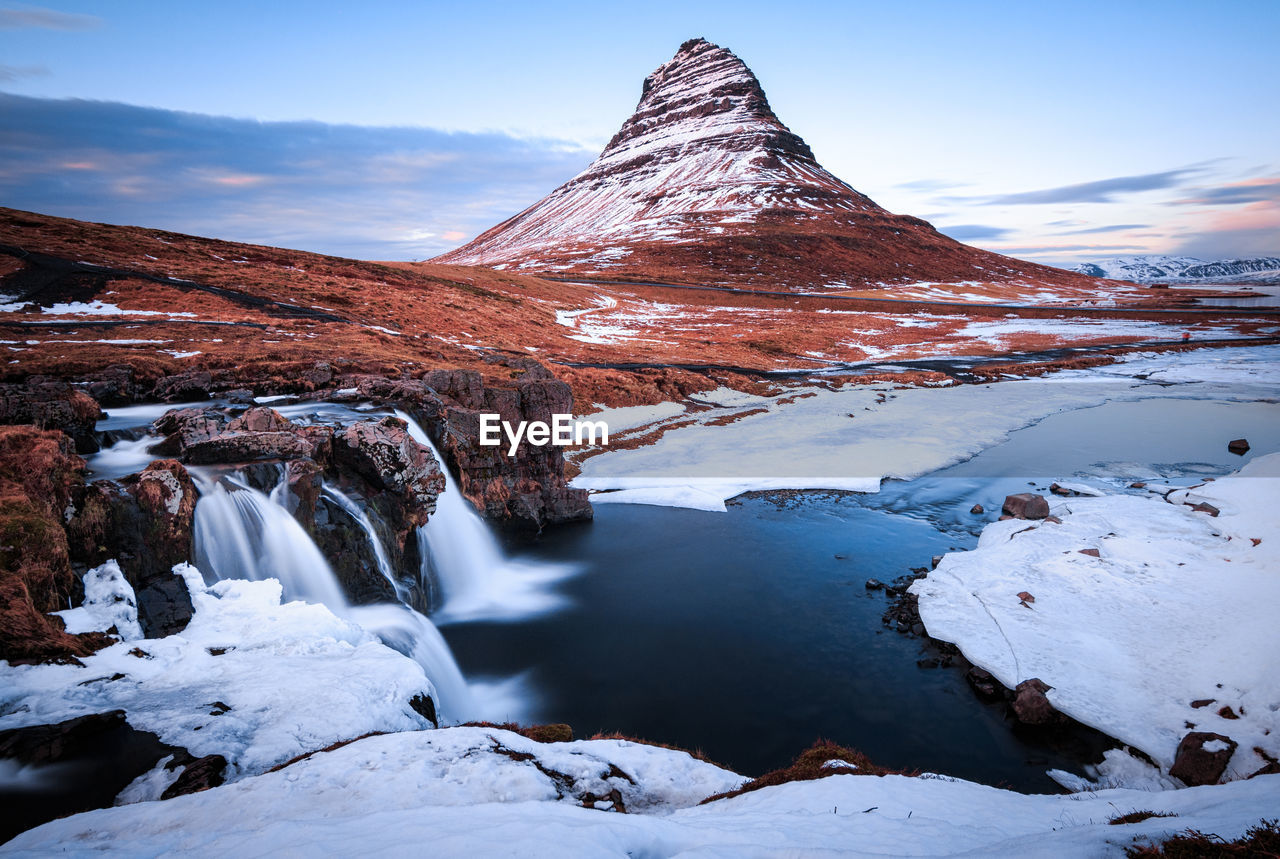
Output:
left=434, top=39, right=1099, bottom=293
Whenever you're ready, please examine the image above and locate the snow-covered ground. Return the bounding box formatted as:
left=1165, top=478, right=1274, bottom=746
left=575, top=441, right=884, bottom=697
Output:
left=6, top=726, right=1278, bottom=856
left=574, top=344, right=1280, bottom=511
left=912, top=453, right=1280, bottom=786
left=1, top=565, right=437, bottom=782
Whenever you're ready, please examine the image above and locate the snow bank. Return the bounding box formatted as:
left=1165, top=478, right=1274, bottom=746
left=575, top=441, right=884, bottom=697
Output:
left=6, top=727, right=1278, bottom=857
left=0, top=566, right=437, bottom=779
left=54, top=560, right=144, bottom=641
left=911, top=453, right=1280, bottom=783
left=573, top=344, right=1280, bottom=511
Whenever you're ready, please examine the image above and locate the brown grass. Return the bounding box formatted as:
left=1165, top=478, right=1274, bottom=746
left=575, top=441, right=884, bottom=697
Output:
left=1125, top=818, right=1280, bottom=857
left=700, top=739, right=905, bottom=804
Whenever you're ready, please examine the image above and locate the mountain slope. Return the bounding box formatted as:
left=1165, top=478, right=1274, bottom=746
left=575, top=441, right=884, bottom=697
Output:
left=434, top=38, right=1101, bottom=293
left=1073, top=255, right=1280, bottom=284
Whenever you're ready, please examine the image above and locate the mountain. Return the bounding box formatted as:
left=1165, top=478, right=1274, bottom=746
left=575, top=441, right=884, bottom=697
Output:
left=434, top=38, right=1097, bottom=293
left=1072, top=255, right=1280, bottom=284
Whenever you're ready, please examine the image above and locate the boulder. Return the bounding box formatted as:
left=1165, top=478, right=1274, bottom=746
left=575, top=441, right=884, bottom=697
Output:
left=1001, top=493, right=1050, bottom=520
left=969, top=503, right=984, bottom=515
left=1227, top=438, right=1250, bottom=455
left=1012, top=678, right=1057, bottom=725
left=1169, top=731, right=1236, bottom=786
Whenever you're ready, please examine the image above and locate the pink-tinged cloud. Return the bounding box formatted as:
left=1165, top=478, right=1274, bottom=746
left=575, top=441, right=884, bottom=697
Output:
left=60, top=161, right=98, bottom=170
left=1200, top=200, right=1280, bottom=233
left=1173, top=176, right=1280, bottom=206
left=442, top=230, right=467, bottom=242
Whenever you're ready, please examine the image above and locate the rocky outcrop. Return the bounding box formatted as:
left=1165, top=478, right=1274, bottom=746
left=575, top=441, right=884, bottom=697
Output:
left=67, top=460, right=197, bottom=638
left=0, top=378, right=102, bottom=453
left=1169, top=731, right=1237, bottom=786
left=0, top=426, right=113, bottom=664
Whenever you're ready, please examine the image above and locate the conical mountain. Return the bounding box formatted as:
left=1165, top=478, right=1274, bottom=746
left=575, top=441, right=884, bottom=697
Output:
left=435, top=38, right=1089, bottom=291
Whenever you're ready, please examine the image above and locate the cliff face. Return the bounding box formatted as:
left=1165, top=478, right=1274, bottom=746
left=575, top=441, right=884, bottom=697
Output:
left=434, top=38, right=1098, bottom=292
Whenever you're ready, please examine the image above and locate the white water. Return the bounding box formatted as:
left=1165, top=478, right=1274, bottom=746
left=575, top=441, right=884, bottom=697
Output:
left=193, top=473, right=349, bottom=609
left=191, top=470, right=476, bottom=721
left=395, top=409, right=575, bottom=625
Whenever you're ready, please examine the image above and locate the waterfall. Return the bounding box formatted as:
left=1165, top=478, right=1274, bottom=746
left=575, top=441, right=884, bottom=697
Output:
left=191, top=470, right=475, bottom=721
left=395, top=409, right=575, bottom=624
left=192, top=473, right=348, bottom=609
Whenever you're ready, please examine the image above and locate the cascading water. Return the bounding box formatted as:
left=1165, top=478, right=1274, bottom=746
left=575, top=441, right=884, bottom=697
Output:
left=192, top=473, right=348, bottom=609
left=396, top=409, right=575, bottom=624
left=191, top=469, right=475, bottom=720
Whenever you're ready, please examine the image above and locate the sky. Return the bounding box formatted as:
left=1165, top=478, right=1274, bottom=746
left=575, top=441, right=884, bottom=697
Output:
left=1, top=0, right=1278, bottom=266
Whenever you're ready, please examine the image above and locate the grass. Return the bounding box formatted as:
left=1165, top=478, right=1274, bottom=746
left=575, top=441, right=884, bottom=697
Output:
left=700, top=739, right=905, bottom=805
left=1126, top=818, right=1280, bottom=857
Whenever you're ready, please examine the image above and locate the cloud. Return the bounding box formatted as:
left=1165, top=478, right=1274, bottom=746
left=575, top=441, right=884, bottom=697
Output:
left=937, top=224, right=1011, bottom=241
left=894, top=178, right=967, bottom=192
left=984, top=168, right=1199, bottom=205
left=0, top=92, right=593, bottom=259
left=989, top=243, right=1147, bottom=254
left=1056, top=223, right=1149, bottom=235
left=1172, top=177, right=1280, bottom=206
left=0, top=63, right=49, bottom=81
left=0, top=5, right=101, bottom=29
left=1173, top=200, right=1280, bottom=258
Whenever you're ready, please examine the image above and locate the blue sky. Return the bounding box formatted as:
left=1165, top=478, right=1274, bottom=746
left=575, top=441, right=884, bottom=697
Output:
left=2, top=1, right=1278, bottom=264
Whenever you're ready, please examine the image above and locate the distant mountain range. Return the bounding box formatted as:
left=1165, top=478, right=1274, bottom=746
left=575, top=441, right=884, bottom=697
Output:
left=1071, top=255, right=1280, bottom=284
left=435, top=38, right=1100, bottom=294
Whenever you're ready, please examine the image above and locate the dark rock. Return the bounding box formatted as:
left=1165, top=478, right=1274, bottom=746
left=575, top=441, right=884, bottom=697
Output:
left=1012, top=678, right=1057, bottom=726
left=864, top=578, right=884, bottom=590
left=1002, top=493, right=1050, bottom=520
left=1189, top=502, right=1220, bottom=517
left=1218, top=705, right=1240, bottom=720
left=1227, top=438, right=1250, bottom=455
left=1049, top=482, right=1078, bottom=497
left=152, top=370, right=215, bottom=401
left=969, top=504, right=984, bottom=515
left=67, top=460, right=196, bottom=637
left=1017, top=591, right=1035, bottom=604
left=0, top=711, right=180, bottom=843
left=0, top=379, right=102, bottom=453
left=409, top=692, right=438, bottom=727
left=1169, top=731, right=1236, bottom=786
left=1190, top=699, right=1215, bottom=709
left=1077, top=548, right=1101, bottom=558
left=966, top=666, right=1003, bottom=700
left=161, top=753, right=228, bottom=799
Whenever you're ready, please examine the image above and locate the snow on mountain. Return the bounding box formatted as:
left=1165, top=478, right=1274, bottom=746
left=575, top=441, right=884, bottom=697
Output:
left=1072, top=255, right=1280, bottom=283
left=434, top=39, right=1098, bottom=293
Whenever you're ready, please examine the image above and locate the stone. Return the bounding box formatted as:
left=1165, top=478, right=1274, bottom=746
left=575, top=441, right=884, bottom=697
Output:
left=1189, top=502, right=1220, bottom=518
left=1017, top=591, right=1035, bottom=604
left=1001, top=493, right=1050, bottom=520
left=1077, top=548, right=1101, bottom=558
left=161, top=753, right=228, bottom=799
left=1012, top=678, right=1057, bottom=726
left=1227, top=438, right=1250, bottom=455
left=1169, top=731, right=1236, bottom=786
left=966, top=666, right=1002, bottom=700
left=969, top=503, right=984, bottom=515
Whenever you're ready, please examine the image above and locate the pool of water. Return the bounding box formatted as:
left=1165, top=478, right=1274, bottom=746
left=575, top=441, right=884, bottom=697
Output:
left=443, top=395, right=1280, bottom=790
